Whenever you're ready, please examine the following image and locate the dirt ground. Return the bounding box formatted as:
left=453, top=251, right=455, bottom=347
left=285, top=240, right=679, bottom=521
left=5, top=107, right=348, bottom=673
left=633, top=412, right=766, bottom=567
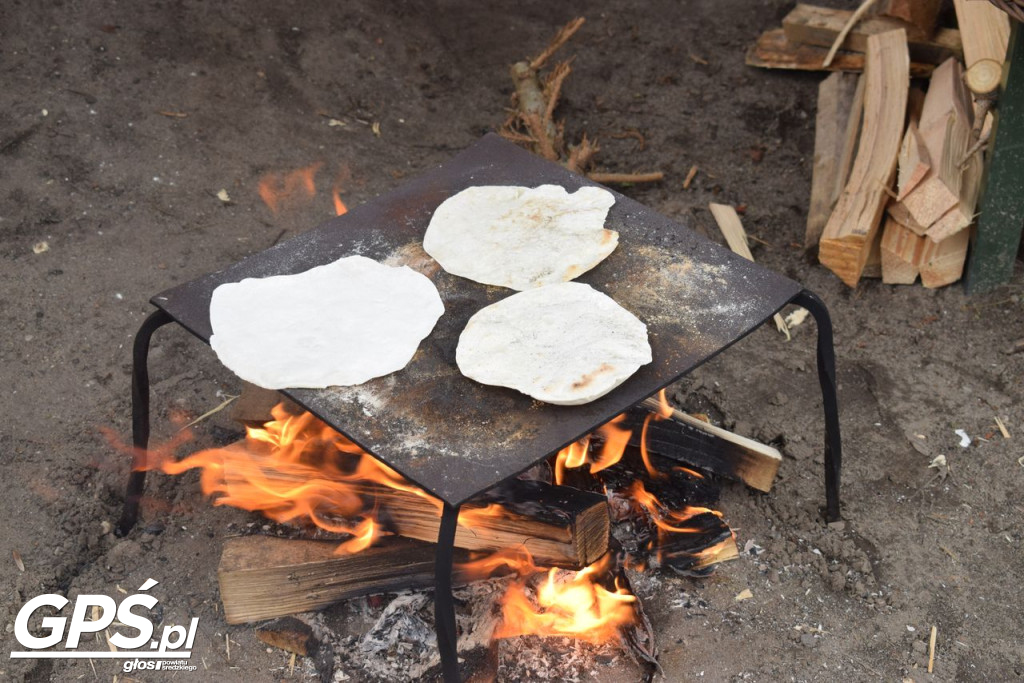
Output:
left=2, top=0, right=1023, bottom=681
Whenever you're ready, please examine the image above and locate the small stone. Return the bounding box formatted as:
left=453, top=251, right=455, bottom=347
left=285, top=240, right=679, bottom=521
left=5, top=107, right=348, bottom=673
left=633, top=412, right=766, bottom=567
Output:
left=912, top=639, right=927, bottom=654
left=800, top=633, right=818, bottom=648
left=256, top=617, right=318, bottom=656
left=100, top=520, right=113, bottom=535
left=827, top=520, right=846, bottom=532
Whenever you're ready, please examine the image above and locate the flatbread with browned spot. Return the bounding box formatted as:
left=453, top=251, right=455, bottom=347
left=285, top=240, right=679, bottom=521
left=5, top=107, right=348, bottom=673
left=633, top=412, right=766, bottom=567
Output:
left=423, top=184, right=618, bottom=290
left=456, top=282, right=651, bottom=405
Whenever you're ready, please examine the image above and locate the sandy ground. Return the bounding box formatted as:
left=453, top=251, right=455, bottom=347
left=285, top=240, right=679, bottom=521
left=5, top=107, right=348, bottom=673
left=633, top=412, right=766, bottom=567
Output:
left=2, top=1, right=1023, bottom=681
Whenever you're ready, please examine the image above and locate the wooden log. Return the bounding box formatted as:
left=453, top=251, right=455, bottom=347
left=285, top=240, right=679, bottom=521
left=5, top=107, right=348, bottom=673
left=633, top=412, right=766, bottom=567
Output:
left=782, top=3, right=959, bottom=64
left=746, top=28, right=938, bottom=78
left=965, top=23, right=1024, bottom=293
left=708, top=203, right=789, bottom=337
left=819, top=30, right=909, bottom=287
left=639, top=398, right=781, bottom=493
left=218, top=535, right=475, bottom=624
left=920, top=228, right=971, bottom=288
left=880, top=216, right=923, bottom=284
left=878, top=0, right=942, bottom=40
left=953, top=0, right=1010, bottom=70
left=219, top=449, right=609, bottom=568
left=807, top=71, right=863, bottom=250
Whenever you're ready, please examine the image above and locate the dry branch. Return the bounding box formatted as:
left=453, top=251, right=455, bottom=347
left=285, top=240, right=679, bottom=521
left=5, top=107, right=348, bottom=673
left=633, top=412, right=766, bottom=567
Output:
left=499, top=17, right=662, bottom=184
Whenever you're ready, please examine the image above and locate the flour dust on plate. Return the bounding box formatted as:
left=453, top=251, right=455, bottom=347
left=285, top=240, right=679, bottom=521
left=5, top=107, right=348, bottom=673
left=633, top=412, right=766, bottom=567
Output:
left=209, top=255, right=444, bottom=390
left=423, top=184, right=618, bottom=290
left=456, top=282, right=652, bottom=405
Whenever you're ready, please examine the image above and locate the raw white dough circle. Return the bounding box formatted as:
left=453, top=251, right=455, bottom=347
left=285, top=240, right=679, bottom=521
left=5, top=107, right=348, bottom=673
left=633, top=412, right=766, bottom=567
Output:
left=456, top=282, right=652, bottom=405
left=209, top=255, right=444, bottom=390
left=423, top=184, right=618, bottom=290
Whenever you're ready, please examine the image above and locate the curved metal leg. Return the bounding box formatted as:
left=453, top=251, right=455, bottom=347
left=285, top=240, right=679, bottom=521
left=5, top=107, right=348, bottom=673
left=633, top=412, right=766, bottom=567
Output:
left=791, top=290, right=842, bottom=522
left=434, top=501, right=462, bottom=683
left=116, top=308, right=175, bottom=536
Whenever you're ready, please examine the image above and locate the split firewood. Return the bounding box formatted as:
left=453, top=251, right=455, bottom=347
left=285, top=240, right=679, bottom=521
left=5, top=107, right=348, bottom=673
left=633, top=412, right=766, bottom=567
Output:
left=878, top=0, right=942, bottom=41
left=880, top=215, right=924, bottom=284
left=919, top=228, right=970, bottom=288
left=806, top=71, right=863, bottom=250
left=821, top=0, right=882, bottom=68
left=219, top=446, right=609, bottom=568
left=896, top=121, right=931, bottom=200
left=708, top=203, right=791, bottom=339
left=500, top=17, right=663, bottom=184
left=893, top=58, right=973, bottom=231
left=747, top=27, right=938, bottom=78
left=953, top=0, right=1010, bottom=70
left=638, top=398, right=782, bottom=493
left=861, top=227, right=884, bottom=279
left=782, top=3, right=959, bottom=65
left=218, top=535, right=476, bottom=624
left=818, top=30, right=909, bottom=287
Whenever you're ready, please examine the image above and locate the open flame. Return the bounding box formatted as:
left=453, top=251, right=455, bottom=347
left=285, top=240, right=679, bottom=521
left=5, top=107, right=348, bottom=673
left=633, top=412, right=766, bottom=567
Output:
left=459, top=549, right=637, bottom=644
left=138, top=404, right=440, bottom=551
left=495, top=555, right=637, bottom=644
left=257, top=162, right=348, bottom=216
left=136, top=394, right=730, bottom=648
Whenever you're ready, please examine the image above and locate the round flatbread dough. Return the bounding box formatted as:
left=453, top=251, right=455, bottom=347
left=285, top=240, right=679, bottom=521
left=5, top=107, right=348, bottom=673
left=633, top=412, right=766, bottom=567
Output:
left=423, top=184, right=618, bottom=290
left=456, top=282, right=651, bottom=405
left=209, top=255, right=444, bottom=390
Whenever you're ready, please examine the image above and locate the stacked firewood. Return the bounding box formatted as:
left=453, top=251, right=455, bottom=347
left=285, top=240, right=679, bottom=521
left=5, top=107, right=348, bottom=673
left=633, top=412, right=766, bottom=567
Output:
left=750, top=1, right=1011, bottom=288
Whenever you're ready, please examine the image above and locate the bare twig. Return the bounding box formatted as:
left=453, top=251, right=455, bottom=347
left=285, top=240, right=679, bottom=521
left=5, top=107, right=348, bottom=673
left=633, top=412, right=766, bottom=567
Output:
left=588, top=171, right=664, bottom=184
left=544, top=60, right=573, bottom=129
left=822, top=0, right=880, bottom=68
left=530, top=17, right=586, bottom=70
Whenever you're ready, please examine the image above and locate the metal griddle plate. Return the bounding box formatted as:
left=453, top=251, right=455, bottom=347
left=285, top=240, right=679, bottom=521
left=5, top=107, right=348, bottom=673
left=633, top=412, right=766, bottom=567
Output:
left=153, top=134, right=802, bottom=506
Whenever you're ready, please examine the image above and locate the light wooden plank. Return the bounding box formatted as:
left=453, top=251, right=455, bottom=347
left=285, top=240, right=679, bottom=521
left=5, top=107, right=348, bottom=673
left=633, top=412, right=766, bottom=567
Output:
left=818, top=30, right=909, bottom=287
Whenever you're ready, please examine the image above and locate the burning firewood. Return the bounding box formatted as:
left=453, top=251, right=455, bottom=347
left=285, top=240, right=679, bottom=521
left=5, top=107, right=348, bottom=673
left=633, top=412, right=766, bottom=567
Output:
left=499, top=17, right=663, bottom=184
left=218, top=535, right=475, bottom=624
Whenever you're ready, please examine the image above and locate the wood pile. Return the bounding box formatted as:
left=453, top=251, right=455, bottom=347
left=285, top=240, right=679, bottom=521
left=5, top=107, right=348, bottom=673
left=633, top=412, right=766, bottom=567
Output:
left=751, top=1, right=1012, bottom=289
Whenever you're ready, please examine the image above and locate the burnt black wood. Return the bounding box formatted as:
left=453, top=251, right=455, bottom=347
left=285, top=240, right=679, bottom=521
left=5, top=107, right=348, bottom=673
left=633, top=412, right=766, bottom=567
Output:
left=150, top=134, right=803, bottom=506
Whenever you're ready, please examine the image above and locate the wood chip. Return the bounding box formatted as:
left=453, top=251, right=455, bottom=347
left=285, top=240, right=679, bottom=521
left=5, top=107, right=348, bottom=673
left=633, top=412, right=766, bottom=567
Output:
left=216, top=189, right=231, bottom=203
left=157, top=111, right=188, bottom=118
left=709, top=203, right=790, bottom=339
left=682, top=164, right=698, bottom=189
left=32, top=241, right=49, bottom=254
left=12, top=550, right=24, bottom=572
left=994, top=416, right=1010, bottom=439
left=928, top=625, right=938, bottom=673
left=734, top=588, right=753, bottom=601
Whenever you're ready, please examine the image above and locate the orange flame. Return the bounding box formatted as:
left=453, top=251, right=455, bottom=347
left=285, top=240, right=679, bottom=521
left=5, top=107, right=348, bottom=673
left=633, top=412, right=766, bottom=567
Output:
left=628, top=481, right=721, bottom=534
left=140, top=404, right=441, bottom=552
left=655, top=389, right=673, bottom=419
left=553, top=413, right=633, bottom=484
left=492, top=553, right=637, bottom=644
left=553, top=437, right=590, bottom=485
left=258, top=162, right=323, bottom=215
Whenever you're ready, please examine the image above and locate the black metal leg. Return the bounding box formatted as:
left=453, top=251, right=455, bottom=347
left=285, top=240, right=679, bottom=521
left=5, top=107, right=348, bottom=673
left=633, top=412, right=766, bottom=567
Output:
left=116, top=309, right=175, bottom=536
left=791, top=290, right=842, bottom=522
left=434, top=501, right=462, bottom=683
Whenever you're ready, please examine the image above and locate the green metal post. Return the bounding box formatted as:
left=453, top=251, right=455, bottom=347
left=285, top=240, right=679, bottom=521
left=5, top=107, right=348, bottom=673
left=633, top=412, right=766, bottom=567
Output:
left=965, top=21, right=1024, bottom=294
